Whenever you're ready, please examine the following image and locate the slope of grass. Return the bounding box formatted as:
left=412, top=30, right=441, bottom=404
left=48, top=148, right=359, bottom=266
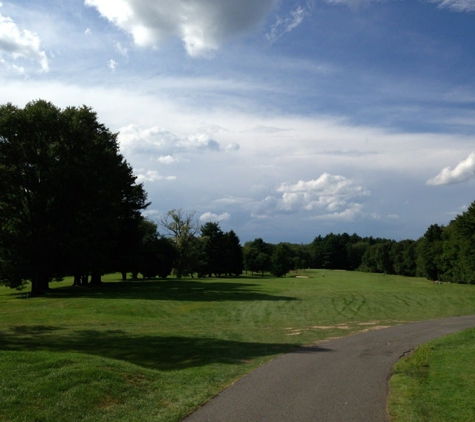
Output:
left=1, top=270, right=475, bottom=421
left=389, top=328, right=475, bottom=422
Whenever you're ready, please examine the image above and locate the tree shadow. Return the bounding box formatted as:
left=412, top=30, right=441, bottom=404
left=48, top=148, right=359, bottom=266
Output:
left=0, top=326, right=331, bottom=371
left=39, top=280, right=299, bottom=302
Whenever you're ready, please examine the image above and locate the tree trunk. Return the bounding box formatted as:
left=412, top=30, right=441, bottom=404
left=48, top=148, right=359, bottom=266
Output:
left=80, top=273, right=89, bottom=285
left=121, top=271, right=127, bottom=281
left=90, top=271, right=102, bottom=285
left=73, top=273, right=81, bottom=286
left=30, top=278, right=44, bottom=296
left=30, top=272, right=49, bottom=296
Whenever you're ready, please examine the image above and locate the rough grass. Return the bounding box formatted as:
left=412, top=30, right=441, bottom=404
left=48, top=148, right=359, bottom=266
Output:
left=1, top=270, right=475, bottom=421
left=389, top=328, right=475, bottom=422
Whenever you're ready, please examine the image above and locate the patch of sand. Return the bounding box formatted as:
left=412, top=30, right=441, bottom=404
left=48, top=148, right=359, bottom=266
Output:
left=311, top=325, right=351, bottom=330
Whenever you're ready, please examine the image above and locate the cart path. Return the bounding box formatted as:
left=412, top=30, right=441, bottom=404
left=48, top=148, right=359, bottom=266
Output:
left=183, top=314, right=475, bottom=422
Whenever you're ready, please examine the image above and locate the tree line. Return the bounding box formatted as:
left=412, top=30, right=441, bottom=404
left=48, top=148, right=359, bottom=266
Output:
left=241, top=203, right=475, bottom=284
left=2, top=100, right=475, bottom=296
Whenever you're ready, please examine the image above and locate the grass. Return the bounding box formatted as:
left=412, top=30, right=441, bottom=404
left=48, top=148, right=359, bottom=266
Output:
left=1, top=270, right=475, bottom=421
left=389, top=328, right=475, bottom=421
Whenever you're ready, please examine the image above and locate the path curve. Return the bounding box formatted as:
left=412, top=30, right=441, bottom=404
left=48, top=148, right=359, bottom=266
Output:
left=183, top=314, right=475, bottom=422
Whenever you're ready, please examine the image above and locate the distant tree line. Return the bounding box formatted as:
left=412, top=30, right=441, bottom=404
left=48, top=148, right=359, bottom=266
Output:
left=240, top=201, right=475, bottom=284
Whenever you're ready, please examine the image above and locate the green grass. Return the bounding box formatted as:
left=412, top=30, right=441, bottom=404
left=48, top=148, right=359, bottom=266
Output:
left=389, top=328, right=475, bottom=422
left=1, top=270, right=475, bottom=421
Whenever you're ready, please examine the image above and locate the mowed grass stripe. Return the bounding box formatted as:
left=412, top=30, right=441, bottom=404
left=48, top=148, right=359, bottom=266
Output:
left=1, top=270, right=475, bottom=421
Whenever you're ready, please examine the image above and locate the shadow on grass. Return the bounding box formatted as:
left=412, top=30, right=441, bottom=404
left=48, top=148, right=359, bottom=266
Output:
left=37, top=279, right=299, bottom=302
left=0, top=326, right=332, bottom=370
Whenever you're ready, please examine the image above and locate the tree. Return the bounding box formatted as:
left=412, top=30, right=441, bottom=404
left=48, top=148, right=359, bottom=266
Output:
left=160, top=209, right=200, bottom=279
left=271, top=243, right=293, bottom=277
left=416, top=224, right=444, bottom=280
left=390, top=240, right=417, bottom=277
left=0, top=100, right=148, bottom=295
left=223, top=230, right=243, bottom=276
left=200, top=222, right=226, bottom=277
left=243, top=238, right=272, bottom=276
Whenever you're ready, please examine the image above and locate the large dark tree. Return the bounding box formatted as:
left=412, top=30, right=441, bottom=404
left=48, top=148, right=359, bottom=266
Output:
left=416, top=224, right=444, bottom=281
left=0, top=100, right=148, bottom=295
left=223, top=230, right=244, bottom=276
left=200, top=222, right=226, bottom=277
left=198, top=223, right=243, bottom=277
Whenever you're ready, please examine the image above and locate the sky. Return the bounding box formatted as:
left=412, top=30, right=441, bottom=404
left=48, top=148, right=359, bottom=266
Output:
left=1, top=0, right=475, bottom=244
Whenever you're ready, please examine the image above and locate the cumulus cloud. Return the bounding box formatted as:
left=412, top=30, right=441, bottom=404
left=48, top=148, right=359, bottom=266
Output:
left=118, top=124, right=239, bottom=160
left=250, top=173, right=370, bottom=222
left=310, top=203, right=364, bottom=221
left=199, top=212, right=231, bottom=222
left=266, top=3, right=312, bottom=43
left=275, top=173, right=370, bottom=212
left=0, top=9, right=48, bottom=71
left=85, top=0, right=277, bottom=57
left=427, top=151, right=475, bottom=185
left=135, top=169, right=176, bottom=183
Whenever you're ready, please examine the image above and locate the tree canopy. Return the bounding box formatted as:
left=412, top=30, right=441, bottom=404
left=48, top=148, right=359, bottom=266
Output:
left=0, top=100, right=149, bottom=295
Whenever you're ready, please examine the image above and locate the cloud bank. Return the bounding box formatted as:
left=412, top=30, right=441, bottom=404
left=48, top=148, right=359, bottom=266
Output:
left=0, top=9, right=48, bottom=72
left=118, top=124, right=239, bottom=161
left=85, top=0, right=277, bottom=57
left=428, top=151, right=475, bottom=185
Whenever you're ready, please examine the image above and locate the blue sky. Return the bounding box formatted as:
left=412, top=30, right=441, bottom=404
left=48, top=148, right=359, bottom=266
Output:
left=1, top=0, right=475, bottom=243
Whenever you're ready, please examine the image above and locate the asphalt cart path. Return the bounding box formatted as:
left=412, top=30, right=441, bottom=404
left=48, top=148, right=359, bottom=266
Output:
left=183, top=314, right=475, bottom=422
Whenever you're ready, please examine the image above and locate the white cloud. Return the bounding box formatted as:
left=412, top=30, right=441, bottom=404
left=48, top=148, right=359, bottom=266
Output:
left=427, top=151, right=475, bottom=185
left=266, top=3, right=312, bottom=43
left=118, top=124, right=239, bottom=160
left=85, top=0, right=277, bottom=57
left=0, top=9, right=48, bottom=71
left=429, top=0, right=475, bottom=12
left=225, top=143, right=240, bottom=152
left=325, top=0, right=475, bottom=11
left=199, top=212, right=231, bottom=222
left=115, top=42, right=128, bottom=57
left=157, top=155, right=186, bottom=164
left=249, top=173, right=370, bottom=222
left=275, top=173, right=370, bottom=212
left=311, top=203, right=365, bottom=222
left=323, top=0, right=383, bottom=5
left=135, top=169, right=176, bottom=183
left=178, top=133, right=221, bottom=151
left=108, top=59, right=118, bottom=70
